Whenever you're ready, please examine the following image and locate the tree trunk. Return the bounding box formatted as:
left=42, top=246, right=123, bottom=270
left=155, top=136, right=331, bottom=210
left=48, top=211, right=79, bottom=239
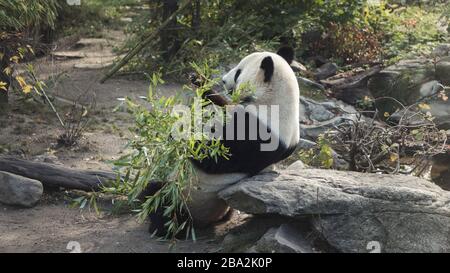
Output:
left=191, top=0, right=201, bottom=31
left=0, top=156, right=116, bottom=192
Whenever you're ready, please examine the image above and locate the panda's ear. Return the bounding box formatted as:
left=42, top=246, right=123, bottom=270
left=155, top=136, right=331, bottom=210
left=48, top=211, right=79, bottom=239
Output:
left=276, top=46, right=295, bottom=65
left=260, top=56, right=274, bottom=83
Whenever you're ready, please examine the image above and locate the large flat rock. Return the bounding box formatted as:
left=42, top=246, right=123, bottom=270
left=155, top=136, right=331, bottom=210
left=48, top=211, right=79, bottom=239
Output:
left=219, top=168, right=450, bottom=252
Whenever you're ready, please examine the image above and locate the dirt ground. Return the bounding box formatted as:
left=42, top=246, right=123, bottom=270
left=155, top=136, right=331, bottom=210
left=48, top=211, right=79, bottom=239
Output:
left=0, top=196, right=249, bottom=253
left=0, top=28, right=247, bottom=253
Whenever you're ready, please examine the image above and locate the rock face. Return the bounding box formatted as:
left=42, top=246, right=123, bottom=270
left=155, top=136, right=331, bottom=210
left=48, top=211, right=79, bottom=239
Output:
left=433, top=44, right=450, bottom=58
left=368, top=56, right=450, bottom=129
left=437, top=56, right=450, bottom=86
left=314, top=62, right=338, bottom=80
left=431, top=153, right=450, bottom=191
left=251, top=224, right=314, bottom=253
left=299, top=97, right=360, bottom=141
left=0, top=171, right=43, bottom=207
left=220, top=167, right=450, bottom=253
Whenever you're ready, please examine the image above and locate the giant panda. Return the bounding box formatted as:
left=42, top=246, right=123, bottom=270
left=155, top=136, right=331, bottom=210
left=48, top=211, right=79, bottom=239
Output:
left=147, top=47, right=300, bottom=236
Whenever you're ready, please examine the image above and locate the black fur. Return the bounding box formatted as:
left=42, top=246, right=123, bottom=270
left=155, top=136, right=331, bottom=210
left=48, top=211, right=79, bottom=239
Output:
left=260, top=56, right=274, bottom=83
left=146, top=107, right=298, bottom=236
left=191, top=107, right=297, bottom=176
left=146, top=53, right=298, bottom=236
left=234, top=69, right=241, bottom=82
left=140, top=182, right=188, bottom=238
left=276, top=46, right=295, bottom=65
left=241, top=95, right=255, bottom=104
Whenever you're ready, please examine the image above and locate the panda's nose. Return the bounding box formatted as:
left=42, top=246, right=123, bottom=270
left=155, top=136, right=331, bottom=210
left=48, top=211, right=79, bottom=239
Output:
left=222, top=80, right=226, bottom=85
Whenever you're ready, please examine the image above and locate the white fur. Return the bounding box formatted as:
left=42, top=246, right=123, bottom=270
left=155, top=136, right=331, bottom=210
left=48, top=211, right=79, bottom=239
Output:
left=194, top=51, right=300, bottom=192
left=222, top=52, right=300, bottom=148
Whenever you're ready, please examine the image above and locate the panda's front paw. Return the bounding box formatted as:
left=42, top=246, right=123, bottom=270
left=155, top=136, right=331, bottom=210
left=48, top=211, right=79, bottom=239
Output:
left=241, top=96, right=255, bottom=104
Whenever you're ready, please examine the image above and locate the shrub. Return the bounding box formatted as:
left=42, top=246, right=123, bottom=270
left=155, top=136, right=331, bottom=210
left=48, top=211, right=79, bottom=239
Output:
left=105, top=68, right=229, bottom=240
left=0, top=0, right=59, bottom=101
left=0, top=0, right=59, bottom=32
left=121, top=0, right=369, bottom=78
left=319, top=22, right=383, bottom=65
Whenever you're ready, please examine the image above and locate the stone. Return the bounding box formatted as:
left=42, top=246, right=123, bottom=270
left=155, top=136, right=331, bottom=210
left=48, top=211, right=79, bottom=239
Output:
left=368, top=59, right=433, bottom=111
left=74, top=62, right=114, bottom=69
left=52, top=51, right=87, bottom=59
left=433, top=44, right=450, bottom=57
left=298, top=77, right=326, bottom=91
left=220, top=215, right=287, bottom=253
left=334, top=86, right=373, bottom=107
left=253, top=224, right=314, bottom=253
left=431, top=153, right=450, bottom=191
left=0, top=171, right=43, bottom=207
left=300, top=97, right=362, bottom=141
left=286, top=160, right=306, bottom=171
left=291, top=60, right=307, bottom=73
left=188, top=190, right=231, bottom=228
left=368, top=56, right=450, bottom=129
left=220, top=168, right=450, bottom=253
left=297, top=138, right=317, bottom=150
left=315, top=62, right=338, bottom=80
left=75, top=38, right=108, bottom=47
left=436, top=56, right=450, bottom=86
left=313, top=211, right=450, bottom=253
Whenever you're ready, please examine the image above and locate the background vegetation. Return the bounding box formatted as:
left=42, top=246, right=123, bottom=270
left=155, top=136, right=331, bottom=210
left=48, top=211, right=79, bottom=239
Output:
left=1, top=0, right=448, bottom=240
left=2, top=0, right=449, bottom=85
left=118, top=0, right=449, bottom=77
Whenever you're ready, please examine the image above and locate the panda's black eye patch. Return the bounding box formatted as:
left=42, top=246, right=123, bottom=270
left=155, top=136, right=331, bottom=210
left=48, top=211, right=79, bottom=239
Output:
left=234, top=69, right=241, bottom=82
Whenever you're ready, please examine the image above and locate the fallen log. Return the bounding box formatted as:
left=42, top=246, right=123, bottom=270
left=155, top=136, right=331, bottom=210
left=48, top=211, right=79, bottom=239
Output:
left=0, top=156, right=116, bottom=192
left=320, top=65, right=382, bottom=90
left=320, top=65, right=382, bottom=106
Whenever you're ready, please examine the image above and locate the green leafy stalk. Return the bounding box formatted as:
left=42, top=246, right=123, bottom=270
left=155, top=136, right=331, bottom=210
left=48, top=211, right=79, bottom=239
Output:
left=107, top=65, right=229, bottom=240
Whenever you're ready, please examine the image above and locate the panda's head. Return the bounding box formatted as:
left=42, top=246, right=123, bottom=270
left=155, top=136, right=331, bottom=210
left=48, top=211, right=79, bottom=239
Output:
left=221, top=47, right=296, bottom=96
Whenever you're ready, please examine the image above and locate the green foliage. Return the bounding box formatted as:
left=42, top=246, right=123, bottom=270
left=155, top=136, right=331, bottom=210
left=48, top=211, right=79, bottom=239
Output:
left=120, top=0, right=448, bottom=77
left=69, top=193, right=100, bottom=215
left=0, top=0, right=59, bottom=32
left=299, top=135, right=334, bottom=169
left=105, top=67, right=229, bottom=240
left=123, top=0, right=369, bottom=78
left=55, top=0, right=139, bottom=37
left=378, top=5, right=448, bottom=62
left=230, top=82, right=256, bottom=104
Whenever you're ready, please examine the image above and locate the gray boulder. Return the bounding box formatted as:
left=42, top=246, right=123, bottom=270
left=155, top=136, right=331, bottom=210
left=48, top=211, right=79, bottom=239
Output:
left=368, top=56, right=450, bottom=129
left=299, top=97, right=361, bottom=141
left=315, top=62, right=338, bottom=80
left=0, top=171, right=43, bottom=207
left=252, top=224, right=314, bottom=253
left=436, top=56, right=450, bottom=85
left=433, top=44, right=450, bottom=57
left=220, top=168, right=450, bottom=253
left=431, top=153, right=450, bottom=191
